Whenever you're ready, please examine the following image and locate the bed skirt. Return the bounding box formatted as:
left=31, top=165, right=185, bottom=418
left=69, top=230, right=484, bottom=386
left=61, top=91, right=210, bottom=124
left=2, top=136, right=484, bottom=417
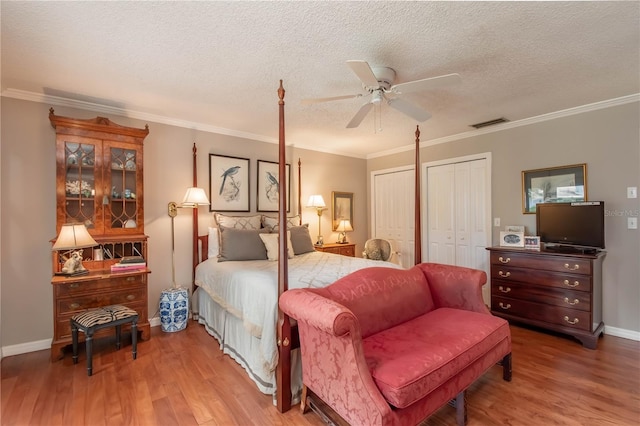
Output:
left=197, top=288, right=302, bottom=405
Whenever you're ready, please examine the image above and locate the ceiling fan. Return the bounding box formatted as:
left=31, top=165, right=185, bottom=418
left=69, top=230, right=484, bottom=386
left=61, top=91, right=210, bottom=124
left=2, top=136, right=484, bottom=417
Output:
left=302, top=60, right=461, bottom=128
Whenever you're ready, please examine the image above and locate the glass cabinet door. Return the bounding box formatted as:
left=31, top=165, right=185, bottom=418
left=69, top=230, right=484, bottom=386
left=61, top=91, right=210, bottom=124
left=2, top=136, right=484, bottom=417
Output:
left=62, top=139, right=98, bottom=230
left=104, top=141, right=142, bottom=233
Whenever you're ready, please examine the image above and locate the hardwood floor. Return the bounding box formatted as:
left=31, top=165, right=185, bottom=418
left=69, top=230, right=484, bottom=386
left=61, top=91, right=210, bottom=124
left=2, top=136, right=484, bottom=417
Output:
left=2, top=321, right=639, bottom=425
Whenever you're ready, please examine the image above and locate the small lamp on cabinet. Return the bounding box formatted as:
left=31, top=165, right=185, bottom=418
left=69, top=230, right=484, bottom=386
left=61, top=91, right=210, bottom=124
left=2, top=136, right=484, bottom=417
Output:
left=336, top=219, right=353, bottom=244
left=52, top=223, right=98, bottom=276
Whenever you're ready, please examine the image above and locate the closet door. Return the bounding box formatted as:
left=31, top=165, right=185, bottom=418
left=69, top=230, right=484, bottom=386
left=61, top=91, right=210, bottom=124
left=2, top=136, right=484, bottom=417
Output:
left=426, top=158, right=490, bottom=300
left=372, top=168, right=415, bottom=268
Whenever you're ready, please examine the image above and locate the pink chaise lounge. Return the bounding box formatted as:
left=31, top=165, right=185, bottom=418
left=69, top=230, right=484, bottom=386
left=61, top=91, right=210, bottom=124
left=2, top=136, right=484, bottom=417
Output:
left=279, top=262, right=512, bottom=426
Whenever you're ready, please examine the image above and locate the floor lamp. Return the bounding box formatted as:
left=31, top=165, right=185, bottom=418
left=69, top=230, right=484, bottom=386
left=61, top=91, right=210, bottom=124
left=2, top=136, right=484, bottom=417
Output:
left=164, top=187, right=210, bottom=332
left=307, top=195, right=327, bottom=246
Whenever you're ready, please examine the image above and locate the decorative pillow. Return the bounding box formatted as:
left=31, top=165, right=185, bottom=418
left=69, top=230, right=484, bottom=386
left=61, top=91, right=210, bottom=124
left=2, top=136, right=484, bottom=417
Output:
left=217, top=225, right=268, bottom=262
left=207, top=227, right=220, bottom=259
left=261, top=215, right=301, bottom=232
left=289, top=224, right=316, bottom=255
left=259, top=232, right=295, bottom=261
left=214, top=213, right=262, bottom=230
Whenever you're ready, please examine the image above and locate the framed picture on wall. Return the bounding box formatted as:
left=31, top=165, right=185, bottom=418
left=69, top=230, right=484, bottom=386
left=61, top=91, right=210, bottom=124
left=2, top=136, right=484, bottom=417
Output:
left=332, top=191, right=354, bottom=231
left=256, top=160, right=290, bottom=212
left=522, top=163, right=587, bottom=214
left=209, top=154, right=250, bottom=212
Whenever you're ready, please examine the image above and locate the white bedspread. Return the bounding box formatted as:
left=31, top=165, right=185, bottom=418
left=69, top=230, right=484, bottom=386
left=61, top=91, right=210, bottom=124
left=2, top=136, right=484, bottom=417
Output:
left=195, top=251, right=402, bottom=372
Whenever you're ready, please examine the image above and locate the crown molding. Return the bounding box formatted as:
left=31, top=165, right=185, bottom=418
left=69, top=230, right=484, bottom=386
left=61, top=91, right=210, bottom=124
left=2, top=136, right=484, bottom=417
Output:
left=367, top=93, right=640, bottom=159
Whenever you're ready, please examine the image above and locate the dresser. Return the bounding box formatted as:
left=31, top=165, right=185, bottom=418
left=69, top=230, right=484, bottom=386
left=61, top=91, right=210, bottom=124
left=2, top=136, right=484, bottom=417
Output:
left=315, top=243, right=356, bottom=257
left=486, top=246, right=605, bottom=349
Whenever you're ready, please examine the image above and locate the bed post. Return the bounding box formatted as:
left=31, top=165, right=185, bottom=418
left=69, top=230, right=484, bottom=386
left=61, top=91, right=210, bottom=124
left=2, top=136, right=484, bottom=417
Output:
left=192, top=143, right=199, bottom=293
left=414, top=126, right=422, bottom=265
left=276, top=80, right=292, bottom=413
left=298, top=158, right=302, bottom=224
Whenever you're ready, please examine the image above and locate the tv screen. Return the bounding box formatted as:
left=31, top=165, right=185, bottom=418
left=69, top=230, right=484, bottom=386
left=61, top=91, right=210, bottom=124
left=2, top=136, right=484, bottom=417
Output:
left=536, top=202, right=605, bottom=250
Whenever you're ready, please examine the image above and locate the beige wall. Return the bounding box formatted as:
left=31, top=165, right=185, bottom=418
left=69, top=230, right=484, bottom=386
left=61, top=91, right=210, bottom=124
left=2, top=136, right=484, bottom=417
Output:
left=0, top=97, right=366, bottom=349
left=368, top=101, right=640, bottom=334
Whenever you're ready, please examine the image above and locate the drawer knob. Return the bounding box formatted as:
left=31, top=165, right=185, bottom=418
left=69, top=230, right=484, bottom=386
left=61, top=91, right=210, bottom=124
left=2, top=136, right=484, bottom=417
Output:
left=499, top=302, right=511, bottom=310
left=498, top=271, right=511, bottom=278
left=126, top=294, right=135, bottom=300
left=563, top=279, right=580, bottom=288
left=69, top=283, right=80, bottom=289
left=126, top=276, right=136, bottom=281
left=498, top=286, right=511, bottom=293
left=564, top=297, right=580, bottom=306
left=498, top=256, right=510, bottom=264
left=564, top=263, right=580, bottom=271
left=564, top=316, right=579, bottom=325
left=69, top=302, right=80, bottom=309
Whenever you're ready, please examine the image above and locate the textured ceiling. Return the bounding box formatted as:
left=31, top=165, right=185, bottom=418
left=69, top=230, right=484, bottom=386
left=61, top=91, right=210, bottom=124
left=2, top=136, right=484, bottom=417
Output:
left=2, top=1, right=639, bottom=158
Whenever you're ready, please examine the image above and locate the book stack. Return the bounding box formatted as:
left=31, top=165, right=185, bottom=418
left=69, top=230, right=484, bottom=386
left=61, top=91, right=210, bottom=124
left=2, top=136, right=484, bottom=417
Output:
left=110, top=256, right=146, bottom=273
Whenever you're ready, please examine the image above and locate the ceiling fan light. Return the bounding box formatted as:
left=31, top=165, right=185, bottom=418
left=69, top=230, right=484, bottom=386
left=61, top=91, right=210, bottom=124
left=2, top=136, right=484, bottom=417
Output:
left=371, top=91, right=383, bottom=104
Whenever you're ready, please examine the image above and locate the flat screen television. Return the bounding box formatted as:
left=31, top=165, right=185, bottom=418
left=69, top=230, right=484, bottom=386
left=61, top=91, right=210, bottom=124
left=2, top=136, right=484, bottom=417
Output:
left=535, top=202, right=605, bottom=251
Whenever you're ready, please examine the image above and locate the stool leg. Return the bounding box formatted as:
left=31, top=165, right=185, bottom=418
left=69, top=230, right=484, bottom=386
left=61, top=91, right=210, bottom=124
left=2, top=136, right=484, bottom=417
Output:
left=115, top=324, right=122, bottom=350
left=86, top=331, right=93, bottom=376
left=131, top=321, right=138, bottom=360
left=71, top=321, right=79, bottom=365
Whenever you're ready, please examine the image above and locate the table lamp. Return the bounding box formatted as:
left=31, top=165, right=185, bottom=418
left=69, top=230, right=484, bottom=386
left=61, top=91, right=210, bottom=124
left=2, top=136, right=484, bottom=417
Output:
left=307, top=195, right=327, bottom=246
left=52, top=223, right=98, bottom=276
left=336, top=219, right=353, bottom=244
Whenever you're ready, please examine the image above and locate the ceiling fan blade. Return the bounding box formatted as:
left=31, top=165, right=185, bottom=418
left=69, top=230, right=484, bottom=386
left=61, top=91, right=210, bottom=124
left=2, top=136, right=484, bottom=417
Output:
left=346, top=102, right=374, bottom=128
left=301, top=94, right=363, bottom=105
left=390, top=73, right=461, bottom=95
left=387, top=98, right=432, bottom=122
left=346, top=60, right=380, bottom=88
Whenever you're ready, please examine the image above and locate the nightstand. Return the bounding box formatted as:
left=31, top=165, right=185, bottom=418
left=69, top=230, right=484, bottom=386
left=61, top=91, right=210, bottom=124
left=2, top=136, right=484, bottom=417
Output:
left=315, top=243, right=356, bottom=257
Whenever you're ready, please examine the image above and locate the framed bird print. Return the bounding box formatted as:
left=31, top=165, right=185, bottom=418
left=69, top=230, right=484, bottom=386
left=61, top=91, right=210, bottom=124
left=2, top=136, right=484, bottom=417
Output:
left=257, top=160, right=290, bottom=212
left=209, top=154, right=250, bottom=212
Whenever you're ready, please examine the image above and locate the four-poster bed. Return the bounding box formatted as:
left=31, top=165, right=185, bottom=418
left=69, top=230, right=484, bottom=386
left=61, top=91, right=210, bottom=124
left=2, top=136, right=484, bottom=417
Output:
left=190, top=81, right=423, bottom=413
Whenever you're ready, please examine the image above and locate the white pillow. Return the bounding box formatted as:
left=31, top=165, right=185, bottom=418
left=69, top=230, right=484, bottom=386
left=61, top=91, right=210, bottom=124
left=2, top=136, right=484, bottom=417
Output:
left=207, top=227, right=219, bottom=259
left=214, top=213, right=262, bottom=230
left=259, top=232, right=294, bottom=261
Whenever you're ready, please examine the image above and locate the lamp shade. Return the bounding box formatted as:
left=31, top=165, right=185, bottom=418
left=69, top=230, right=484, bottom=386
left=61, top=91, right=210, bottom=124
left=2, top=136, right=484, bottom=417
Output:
left=336, top=219, right=353, bottom=232
left=52, top=223, right=98, bottom=251
left=307, top=195, right=326, bottom=208
left=181, top=187, right=210, bottom=207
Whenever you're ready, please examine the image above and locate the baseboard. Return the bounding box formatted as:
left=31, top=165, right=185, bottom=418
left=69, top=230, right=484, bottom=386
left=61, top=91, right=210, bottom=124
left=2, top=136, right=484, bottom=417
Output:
left=604, top=325, right=640, bottom=342
left=2, top=322, right=637, bottom=360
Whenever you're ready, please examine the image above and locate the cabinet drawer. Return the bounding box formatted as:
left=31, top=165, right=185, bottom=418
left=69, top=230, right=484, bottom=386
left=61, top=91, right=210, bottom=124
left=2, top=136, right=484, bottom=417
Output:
left=492, top=296, right=591, bottom=331
left=490, top=252, right=592, bottom=275
left=490, top=267, right=591, bottom=292
left=340, top=246, right=355, bottom=257
left=55, top=273, right=146, bottom=297
left=492, top=280, right=591, bottom=312
left=57, top=286, right=146, bottom=314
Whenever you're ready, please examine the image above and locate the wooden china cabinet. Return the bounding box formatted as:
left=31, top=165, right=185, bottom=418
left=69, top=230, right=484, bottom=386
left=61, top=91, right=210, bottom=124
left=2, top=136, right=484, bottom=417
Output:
left=49, top=109, right=151, bottom=360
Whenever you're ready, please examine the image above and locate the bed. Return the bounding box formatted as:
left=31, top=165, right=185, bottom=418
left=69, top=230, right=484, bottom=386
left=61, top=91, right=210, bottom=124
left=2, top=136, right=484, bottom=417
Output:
left=189, top=81, right=424, bottom=412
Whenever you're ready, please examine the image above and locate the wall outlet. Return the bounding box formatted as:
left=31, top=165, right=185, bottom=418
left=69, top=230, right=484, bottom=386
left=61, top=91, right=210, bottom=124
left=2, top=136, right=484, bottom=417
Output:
left=628, top=187, right=638, bottom=199
left=629, top=217, right=638, bottom=230
left=494, top=218, right=501, bottom=227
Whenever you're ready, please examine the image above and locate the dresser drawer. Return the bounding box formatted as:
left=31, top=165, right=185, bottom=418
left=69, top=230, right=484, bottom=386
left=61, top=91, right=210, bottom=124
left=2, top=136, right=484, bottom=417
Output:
left=55, top=273, right=147, bottom=297
left=490, top=252, right=592, bottom=275
left=57, top=286, right=146, bottom=314
left=492, top=296, right=591, bottom=331
left=490, top=267, right=591, bottom=291
left=492, top=280, right=591, bottom=312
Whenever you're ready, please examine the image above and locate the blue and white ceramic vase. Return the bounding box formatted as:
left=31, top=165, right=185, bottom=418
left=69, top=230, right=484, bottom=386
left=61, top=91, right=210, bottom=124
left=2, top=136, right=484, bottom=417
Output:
left=159, top=288, right=189, bottom=332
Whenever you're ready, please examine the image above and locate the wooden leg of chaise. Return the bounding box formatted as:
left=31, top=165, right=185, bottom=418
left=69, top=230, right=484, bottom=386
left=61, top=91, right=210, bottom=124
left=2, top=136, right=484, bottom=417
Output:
left=300, top=385, right=310, bottom=414
left=455, top=391, right=467, bottom=426
left=502, top=353, right=513, bottom=381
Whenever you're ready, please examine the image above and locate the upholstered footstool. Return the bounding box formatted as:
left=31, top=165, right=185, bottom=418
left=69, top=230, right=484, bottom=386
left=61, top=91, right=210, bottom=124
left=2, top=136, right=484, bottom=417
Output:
left=70, top=305, right=138, bottom=376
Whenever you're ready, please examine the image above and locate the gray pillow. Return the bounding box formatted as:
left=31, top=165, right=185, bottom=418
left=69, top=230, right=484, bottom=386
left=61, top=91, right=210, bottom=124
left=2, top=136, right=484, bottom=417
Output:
left=289, top=224, right=316, bottom=255
left=218, top=226, right=268, bottom=262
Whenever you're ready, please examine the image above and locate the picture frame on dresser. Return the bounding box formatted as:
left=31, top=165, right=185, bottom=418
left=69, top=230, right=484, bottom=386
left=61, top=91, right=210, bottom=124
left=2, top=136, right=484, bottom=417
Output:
left=209, top=154, right=250, bottom=212
left=499, top=231, right=525, bottom=247
left=522, top=163, right=587, bottom=214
